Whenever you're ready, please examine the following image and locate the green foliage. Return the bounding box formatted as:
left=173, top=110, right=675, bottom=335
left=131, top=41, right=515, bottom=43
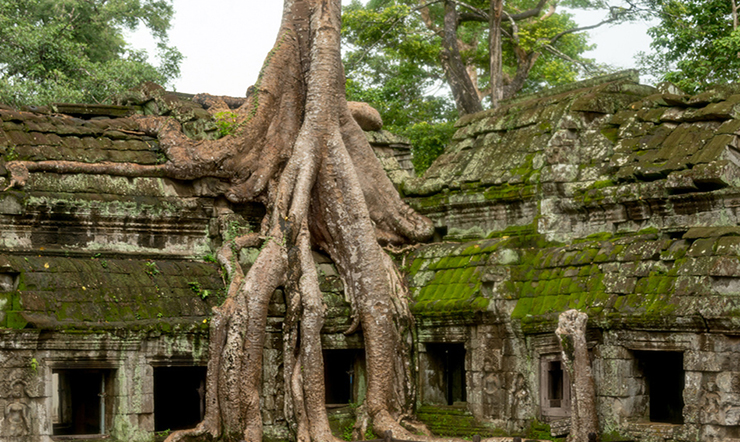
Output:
left=342, top=0, right=604, bottom=172
left=397, top=121, right=456, bottom=174
left=214, top=111, right=240, bottom=137
left=145, top=261, right=160, bottom=276
left=342, top=424, right=353, bottom=441
left=188, top=281, right=210, bottom=300
left=0, top=0, right=182, bottom=106
left=523, top=419, right=565, bottom=441
left=638, top=0, right=740, bottom=93
left=4, top=145, right=18, bottom=161
left=343, top=0, right=457, bottom=173
left=224, top=220, right=251, bottom=242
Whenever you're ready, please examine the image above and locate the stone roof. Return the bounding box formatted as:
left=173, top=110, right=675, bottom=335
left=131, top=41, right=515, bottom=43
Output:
left=404, top=71, right=740, bottom=331
left=0, top=254, right=222, bottom=330
left=0, top=89, right=403, bottom=332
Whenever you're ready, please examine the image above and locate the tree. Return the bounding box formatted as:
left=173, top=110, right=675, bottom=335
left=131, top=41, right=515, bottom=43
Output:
left=344, top=0, right=634, bottom=116
left=4, top=1, right=437, bottom=441
left=638, top=0, right=740, bottom=93
left=342, top=0, right=637, bottom=173
left=0, top=0, right=182, bottom=106
left=343, top=0, right=458, bottom=174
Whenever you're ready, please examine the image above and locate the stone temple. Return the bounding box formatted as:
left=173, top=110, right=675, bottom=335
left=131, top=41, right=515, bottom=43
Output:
left=0, top=70, right=739, bottom=442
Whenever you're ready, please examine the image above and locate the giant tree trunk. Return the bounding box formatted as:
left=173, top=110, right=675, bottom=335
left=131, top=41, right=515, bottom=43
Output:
left=4, top=1, right=434, bottom=441
left=439, top=0, right=483, bottom=115
left=555, top=310, right=599, bottom=442
left=489, top=0, right=504, bottom=108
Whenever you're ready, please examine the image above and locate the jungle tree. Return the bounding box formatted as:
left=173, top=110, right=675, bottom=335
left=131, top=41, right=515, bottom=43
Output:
left=0, top=0, right=182, bottom=106
left=638, top=0, right=740, bottom=93
left=344, top=0, right=643, bottom=114
left=4, top=0, right=442, bottom=441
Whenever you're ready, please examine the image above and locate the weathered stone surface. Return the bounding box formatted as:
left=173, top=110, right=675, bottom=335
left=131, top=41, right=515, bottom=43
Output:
left=4, top=73, right=740, bottom=441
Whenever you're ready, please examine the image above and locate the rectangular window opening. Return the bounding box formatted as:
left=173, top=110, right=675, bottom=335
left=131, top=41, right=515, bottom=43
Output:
left=154, top=366, right=207, bottom=432
left=548, top=361, right=564, bottom=408
left=634, top=351, right=685, bottom=424
left=52, top=369, right=113, bottom=436
left=540, top=355, right=570, bottom=419
left=424, top=343, right=466, bottom=406
left=323, top=349, right=364, bottom=407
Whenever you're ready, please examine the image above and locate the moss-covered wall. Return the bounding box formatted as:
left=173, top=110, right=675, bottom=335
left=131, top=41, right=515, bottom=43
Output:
left=400, top=72, right=740, bottom=441
left=3, top=73, right=740, bottom=441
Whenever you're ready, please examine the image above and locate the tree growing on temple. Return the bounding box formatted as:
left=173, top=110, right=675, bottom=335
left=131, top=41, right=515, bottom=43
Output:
left=4, top=0, right=441, bottom=441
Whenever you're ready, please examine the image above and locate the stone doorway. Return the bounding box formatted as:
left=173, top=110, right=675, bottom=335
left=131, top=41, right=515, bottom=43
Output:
left=422, top=343, right=467, bottom=406
left=153, top=366, right=207, bottom=432
left=323, top=349, right=364, bottom=407
left=52, top=369, right=113, bottom=436
left=634, top=351, right=685, bottom=424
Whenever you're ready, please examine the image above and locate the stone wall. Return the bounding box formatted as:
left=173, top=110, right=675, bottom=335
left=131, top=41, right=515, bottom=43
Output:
left=402, top=71, right=740, bottom=441
left=3, top=73, right=740, bottom=442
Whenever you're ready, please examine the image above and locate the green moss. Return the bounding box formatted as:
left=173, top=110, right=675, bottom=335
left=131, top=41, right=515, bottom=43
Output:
left=6, top=311, right=28, bottom=329
left=511, top=298, right=533, bottom=318
left=416, top=405, right=505, bottom=438
left=523, top=419, right=566, bottom=442
left=637, top=226, right=660, bottom=235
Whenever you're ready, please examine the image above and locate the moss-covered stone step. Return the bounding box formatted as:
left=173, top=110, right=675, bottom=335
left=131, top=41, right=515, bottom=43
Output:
left=416, top=405, right=501, bottom=438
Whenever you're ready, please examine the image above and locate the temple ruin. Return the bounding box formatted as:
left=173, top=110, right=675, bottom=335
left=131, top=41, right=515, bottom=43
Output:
left=1, top=71, right=739, bottom=441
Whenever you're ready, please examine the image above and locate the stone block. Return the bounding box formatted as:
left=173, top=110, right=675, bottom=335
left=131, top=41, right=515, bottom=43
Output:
left=595, top=358, right=638, bottom=396
left=138, top=413, right=154, bottom=432
left=708, top=255, right=740, bottom=277
left=81, top=136, right=101, bottom=150
left=0, top=193, right=23, bottom=215
left=140, top=392, right=154, bottom=414
left=61, top=136, right=84, bottom=149
left=603, top=273, right=637, bottom=294
left=685, top=351, right=723, bottom=372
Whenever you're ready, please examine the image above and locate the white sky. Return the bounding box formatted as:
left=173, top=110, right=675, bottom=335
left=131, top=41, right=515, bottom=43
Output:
left=126, top=1, right=654, bottom=97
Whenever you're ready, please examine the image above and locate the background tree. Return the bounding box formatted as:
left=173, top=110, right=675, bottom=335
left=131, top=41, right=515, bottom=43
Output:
left=343, top=0, right=637, bottom=172
left=343, top=0, right=458, bottom=174
left=0, top=0, right=182, bottom=106
left=638, top=0, right=740, bottom=93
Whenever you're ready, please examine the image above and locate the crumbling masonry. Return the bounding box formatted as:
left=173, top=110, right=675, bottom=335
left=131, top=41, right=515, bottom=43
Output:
left=1, top=71, right=739, bottom=442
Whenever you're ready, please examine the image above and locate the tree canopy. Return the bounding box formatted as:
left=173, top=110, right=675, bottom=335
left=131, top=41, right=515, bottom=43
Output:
left=0, top=0, right=182, bottom=106
left=638, top=0, right=740, bottom=93
left=342, top=0, right=638, bottom=172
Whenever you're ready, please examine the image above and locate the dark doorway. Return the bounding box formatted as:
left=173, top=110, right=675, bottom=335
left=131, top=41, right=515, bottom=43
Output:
left=323, top=349, right=362, bottom=406
left=635, top=351, right=685, bottom=424
left=426, top=343, right=466, bottom=405
left=548, top=360, right=564, bottom=408
left=154, top=366, right=207, bottom=432
left=52, top=369, right=111, bottom=435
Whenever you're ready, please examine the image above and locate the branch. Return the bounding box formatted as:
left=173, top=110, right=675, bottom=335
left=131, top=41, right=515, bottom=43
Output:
left=542, top=44, right=603, bottom=75
left=346, top=0, right=443, bottom=71
left=546, top=5, right=636, bottom=46
left=457, top=0, right=552, bottom=24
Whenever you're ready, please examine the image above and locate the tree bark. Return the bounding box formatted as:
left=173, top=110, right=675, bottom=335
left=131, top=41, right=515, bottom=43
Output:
left=489, top=0, right=504, bottom=108
left=555, top=310, right=599, bottom=442
left=440, top=0, right=483, bottom=115
left=4, top=1, right=435, bottom=441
